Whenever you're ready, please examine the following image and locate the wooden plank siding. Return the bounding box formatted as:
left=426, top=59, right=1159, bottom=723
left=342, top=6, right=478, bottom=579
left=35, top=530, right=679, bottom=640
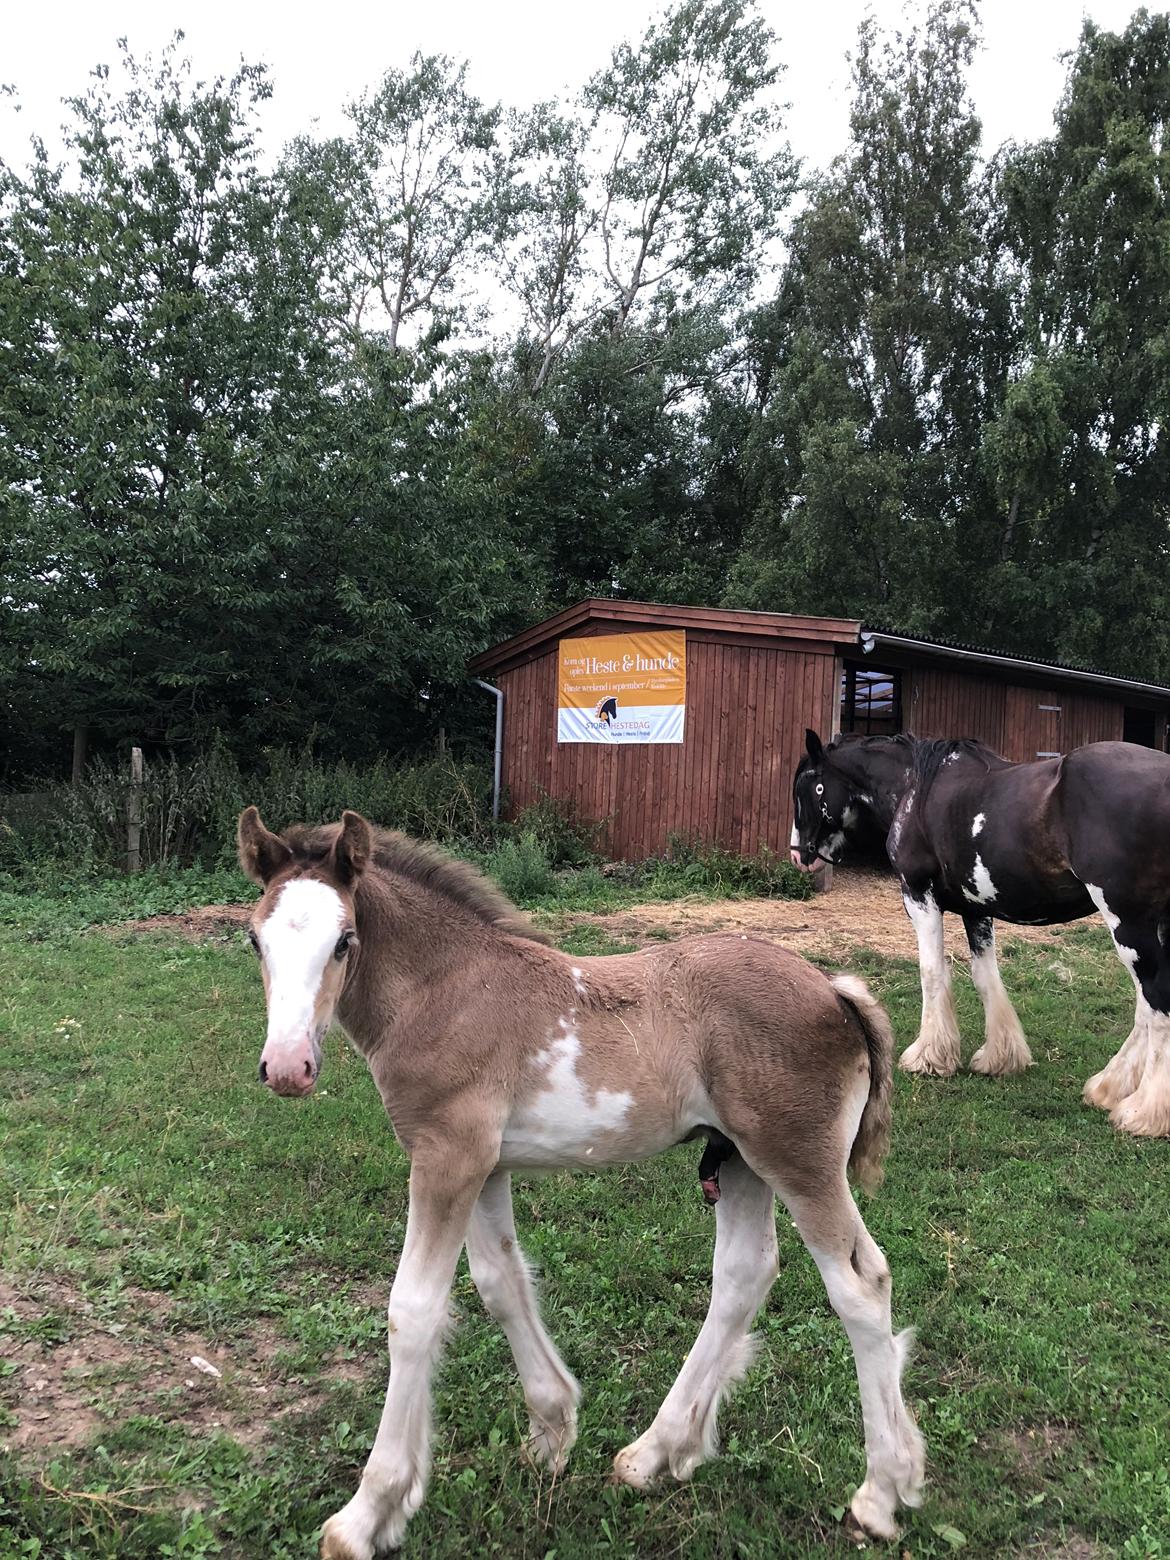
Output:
left=480, top=602, right=1170, bottom=864
left=495, top=634, right=838, bottom=860
left=898, top=663, right=1123, bottom=760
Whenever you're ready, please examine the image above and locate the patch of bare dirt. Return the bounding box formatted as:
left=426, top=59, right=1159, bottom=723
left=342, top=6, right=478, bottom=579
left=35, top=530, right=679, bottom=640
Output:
left=1001, top=1421, right=1081, bottom=1479
left=0, top=1273, right=372, bottom=1459
left=117, top=904, right=252, bottom=940
left=581, top=866, right=1096, bottom=962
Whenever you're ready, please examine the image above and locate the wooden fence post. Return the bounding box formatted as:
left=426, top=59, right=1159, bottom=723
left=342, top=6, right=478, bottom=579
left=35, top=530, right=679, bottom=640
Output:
left=72, top=725, right=89, bottom=786
left=127, top=747, right=144, bottom=873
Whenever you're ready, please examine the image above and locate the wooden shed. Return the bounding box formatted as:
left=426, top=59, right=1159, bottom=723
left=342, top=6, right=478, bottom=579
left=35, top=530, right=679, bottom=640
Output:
left=470, top=600, right=1170, bottom=861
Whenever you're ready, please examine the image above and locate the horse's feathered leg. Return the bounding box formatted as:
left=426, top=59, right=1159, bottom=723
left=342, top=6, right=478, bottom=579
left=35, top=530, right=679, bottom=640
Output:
left=898, top=891, right=961, bottom=1076
left=963, top=916, right=1034, bottom=1075
left=1083, top=887, right=1170, bottom=1137
left=1083, top=996, right=1149, bottom=1110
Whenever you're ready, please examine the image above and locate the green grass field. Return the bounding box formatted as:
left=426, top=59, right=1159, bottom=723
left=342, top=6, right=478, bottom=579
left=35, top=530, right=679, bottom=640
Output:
left=2, top=878, right=1169, bottom=1558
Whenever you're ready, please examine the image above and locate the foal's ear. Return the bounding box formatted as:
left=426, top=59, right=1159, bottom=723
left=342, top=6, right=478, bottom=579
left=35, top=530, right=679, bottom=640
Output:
left=805, top=729, right=824, bottom=760
left=333, top=810, right=373, bottom=886
left=237, top=807, right=294, bottom=886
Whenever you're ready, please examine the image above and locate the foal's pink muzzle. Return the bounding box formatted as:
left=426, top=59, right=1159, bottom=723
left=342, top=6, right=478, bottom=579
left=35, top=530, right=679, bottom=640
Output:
left=259, top=1039, right=320, bottom=1098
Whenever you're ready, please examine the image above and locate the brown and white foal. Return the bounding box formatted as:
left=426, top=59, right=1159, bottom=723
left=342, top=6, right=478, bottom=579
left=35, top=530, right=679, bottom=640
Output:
left=238, top=807, right=924, bottom=1557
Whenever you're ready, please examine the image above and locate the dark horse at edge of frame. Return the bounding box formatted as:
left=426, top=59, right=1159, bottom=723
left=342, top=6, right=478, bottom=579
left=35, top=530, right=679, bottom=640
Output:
left=788, top=731, right=1170, bottom=1138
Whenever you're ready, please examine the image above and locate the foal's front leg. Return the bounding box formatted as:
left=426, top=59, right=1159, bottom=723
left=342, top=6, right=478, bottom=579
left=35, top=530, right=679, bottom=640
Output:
left=466, top=1171, right=580, bottom=1471
left=321, top=1147, right=494, bottom=1560
left=898, top=890, right=961, bottom=1076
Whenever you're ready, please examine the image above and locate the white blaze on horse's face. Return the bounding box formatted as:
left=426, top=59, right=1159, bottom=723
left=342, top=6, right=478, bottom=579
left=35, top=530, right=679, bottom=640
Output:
left=252, top=878, right=351, bottom=1098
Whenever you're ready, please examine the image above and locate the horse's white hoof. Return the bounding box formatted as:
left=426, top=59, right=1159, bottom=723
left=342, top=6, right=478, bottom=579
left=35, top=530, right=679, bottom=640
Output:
left=899, top=1037, right=957, bottom=1077
left=1110, top=1087, right=1170, bottom=1138
left=969, top=1039, right=1033, bottom=1076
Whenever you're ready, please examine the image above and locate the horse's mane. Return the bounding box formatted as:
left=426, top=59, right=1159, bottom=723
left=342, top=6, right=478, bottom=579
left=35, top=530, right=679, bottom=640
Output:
left=282, top=824, right=551, bottom=945
left=828, top=732, right=1007, bottom=798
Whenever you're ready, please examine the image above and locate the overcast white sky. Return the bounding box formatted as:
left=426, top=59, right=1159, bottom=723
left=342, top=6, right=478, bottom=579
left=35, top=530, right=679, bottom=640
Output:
left=0, top=0, right=1147, bottom=176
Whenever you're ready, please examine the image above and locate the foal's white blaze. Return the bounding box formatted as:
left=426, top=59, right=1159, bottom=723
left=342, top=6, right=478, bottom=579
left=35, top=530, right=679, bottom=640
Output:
left=790, top=823, right=800, bottom=848
left=971, top=813, right=985, bottom=837
left=961, top=854, right=997, bottom=905
left=501, top=1035, right=633, bottom=1166
left=258, top=879, right=345, bottom=1089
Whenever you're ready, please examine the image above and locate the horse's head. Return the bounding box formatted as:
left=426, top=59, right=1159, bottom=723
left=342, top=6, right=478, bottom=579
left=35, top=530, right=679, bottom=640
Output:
left=237, top=807, right=371, bottom=1098
left=790, top=730, right=863, bottom=872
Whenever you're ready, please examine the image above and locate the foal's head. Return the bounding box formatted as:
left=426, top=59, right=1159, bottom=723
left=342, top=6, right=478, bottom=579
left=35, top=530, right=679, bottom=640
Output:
left=237, top=807, right=371, bottom=1098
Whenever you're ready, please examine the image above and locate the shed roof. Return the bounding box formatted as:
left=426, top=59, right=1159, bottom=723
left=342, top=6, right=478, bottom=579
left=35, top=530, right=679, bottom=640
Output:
left=469, top=598, right=861, bottom=674
left=470, top=598, right=1170, bottom=702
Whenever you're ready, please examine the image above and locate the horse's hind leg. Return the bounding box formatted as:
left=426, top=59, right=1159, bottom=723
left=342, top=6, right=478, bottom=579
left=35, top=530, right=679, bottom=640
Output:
left=465, top=1171, right=580, bottom=1471
left=964, top=916, right=1033, bottom=1075
left=778, top=1179, right=924, bottom=1541
left=612, top=1153, right=778, bottom=1488
left=1078, top=886, right=1170, bottom=1133
left=1083, top=995, right=1149, bottom=1111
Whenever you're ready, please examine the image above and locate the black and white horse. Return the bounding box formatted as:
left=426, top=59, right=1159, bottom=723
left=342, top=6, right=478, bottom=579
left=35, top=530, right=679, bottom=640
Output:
left=790, top=731, right=1170, bottom=1138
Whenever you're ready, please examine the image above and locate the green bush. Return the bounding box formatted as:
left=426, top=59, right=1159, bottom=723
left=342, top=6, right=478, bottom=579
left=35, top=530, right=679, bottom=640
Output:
left=483, top=830, right=557, bottom=901
left=0, top=741, right=493, bottom=876
left=510, top=793, right=601, bottom=867
left=633, top=833, right=814, bottom=900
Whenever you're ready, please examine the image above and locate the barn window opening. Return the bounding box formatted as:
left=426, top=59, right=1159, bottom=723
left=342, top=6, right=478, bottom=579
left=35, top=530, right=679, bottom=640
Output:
left=1124, top=707, right=1156, bottom=747
left=841, top=663, right=902, bottom=737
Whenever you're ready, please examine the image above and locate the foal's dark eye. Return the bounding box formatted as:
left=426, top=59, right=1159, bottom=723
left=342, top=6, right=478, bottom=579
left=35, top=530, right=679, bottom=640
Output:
left=334, top=930, right=355, bottom=960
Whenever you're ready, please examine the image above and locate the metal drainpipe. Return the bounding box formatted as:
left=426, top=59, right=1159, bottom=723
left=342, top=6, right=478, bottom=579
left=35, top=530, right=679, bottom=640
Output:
left=472, top=679, right=504, bottom=822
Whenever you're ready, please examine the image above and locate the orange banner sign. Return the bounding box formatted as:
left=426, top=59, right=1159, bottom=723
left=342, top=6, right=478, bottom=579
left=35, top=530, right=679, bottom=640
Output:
left=557, top=631, right=686, bottom=743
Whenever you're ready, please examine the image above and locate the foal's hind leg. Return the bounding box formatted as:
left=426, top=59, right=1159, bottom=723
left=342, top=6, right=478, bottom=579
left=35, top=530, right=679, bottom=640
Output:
left=964, top=916, right=1033, bottom=1076
left=779, top=1180, right=924, bottom=1541
left=465, top=1172, right=580, bottom=1472
left=612, top=1154, right=778, bottom=1488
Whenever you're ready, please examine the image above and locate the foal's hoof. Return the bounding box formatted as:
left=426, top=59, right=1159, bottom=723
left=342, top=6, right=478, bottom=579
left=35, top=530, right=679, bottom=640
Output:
left=612, top=1434, right=667, bottom=1489
left=847, top=1483, right=900, bottom=1544
left=523, top=1410, right=577, bottom=1474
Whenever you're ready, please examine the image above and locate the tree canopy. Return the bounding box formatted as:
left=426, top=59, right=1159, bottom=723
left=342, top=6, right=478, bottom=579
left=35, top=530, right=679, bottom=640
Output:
left=3, top=3, right=1168, bottom=782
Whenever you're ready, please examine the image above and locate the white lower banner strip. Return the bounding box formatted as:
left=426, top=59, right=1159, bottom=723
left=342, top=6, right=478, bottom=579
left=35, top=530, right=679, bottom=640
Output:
left=557, top=704, right=685, bottom=744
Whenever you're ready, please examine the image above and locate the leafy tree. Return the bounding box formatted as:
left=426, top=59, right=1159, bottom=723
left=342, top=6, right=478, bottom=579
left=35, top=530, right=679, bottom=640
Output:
left=285, top=55, right=510, bottom=352
left=726, top=1, right=992, bottom=629
left=982, top=10, right=1170, bottom=674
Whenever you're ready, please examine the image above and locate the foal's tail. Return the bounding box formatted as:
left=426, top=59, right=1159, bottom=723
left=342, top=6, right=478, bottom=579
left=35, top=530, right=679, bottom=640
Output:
left=831, top=973, right=895, bottom=1195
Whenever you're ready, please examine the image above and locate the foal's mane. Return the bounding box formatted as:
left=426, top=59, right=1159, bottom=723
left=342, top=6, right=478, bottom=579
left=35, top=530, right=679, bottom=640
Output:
left=282, top=824, right=551, bottom=945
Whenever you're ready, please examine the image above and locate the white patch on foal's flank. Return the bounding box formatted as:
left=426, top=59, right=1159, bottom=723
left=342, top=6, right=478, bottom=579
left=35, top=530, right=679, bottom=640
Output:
left=501, top=1034, right=633, bottom=1166
left=972, top=813, right=986, bottom=837
left=571, top=966, right=587, bottom=998
left=961, top=855, right=997, bottom=905
left=259, top=879, right=346, bottom=1043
